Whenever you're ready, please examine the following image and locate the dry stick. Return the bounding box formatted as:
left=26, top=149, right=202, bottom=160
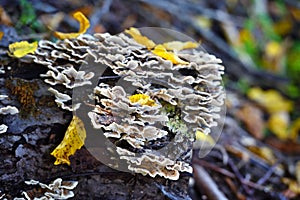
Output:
left=193, top=158, right=235, bottom=178
left=193, top=164, right=228, bottom=200
left=228, top=159, right=254, bottom=196
left=194, top=157, right=285, bottom=196
left=87, top=0, right=113, bottom=34
left=193, top=158, right=266, bottom=191
left=256, top=161, right=280, bottom=185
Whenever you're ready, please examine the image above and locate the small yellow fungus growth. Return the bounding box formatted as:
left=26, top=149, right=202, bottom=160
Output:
left=129, top=94, right=157, bottom=106
left=8, top=41, right=38, bottom=58
left=51, top=116, right=86, bottom=165
left=125, top=27, right=156, bottom=49
left=125, top=27, right=197, bottom=65
left=54, top=11, right=90, bottom=39
left=195, top=130, right=215, bottom=145
left=162, top=41, right=199, bottom=51
left=152, top=44, right=189, bottom=65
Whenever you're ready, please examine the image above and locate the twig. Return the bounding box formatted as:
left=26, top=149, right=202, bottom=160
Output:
left=193, top=158, right=272, bottom=191
left=88, top=0, right=113, bottom=34
left=193, top=164, right=228, bottom=200
left=256, top=161, right=280, bottom=185
left=228, top=159, right=253, bottom=196
left=193, top=158, right=235, bottom=178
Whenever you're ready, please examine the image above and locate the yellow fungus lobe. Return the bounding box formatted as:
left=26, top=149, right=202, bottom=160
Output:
left=129, top=94, right=157, bottom=106
left=51, top=116, right=86, bottom=165
left=54, top=11, right=90, bottom=39
left=8, top=41, right=38, bottom=58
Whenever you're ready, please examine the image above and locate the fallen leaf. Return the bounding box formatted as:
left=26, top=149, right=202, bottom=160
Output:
left=266, top=137, right=300, bottom=154
left=125, top=27, right=156, bottom=49
left=247, top=87, right=293, bottom=113
left=152, top=44, right=189, bottom=65
left=265, top=41, right=282, bottom=58
left=194, top=15, right=212, bottom=29
left=162, top=41, right=199, bottom=51
left=268, top=111, right=290, bottom=140
left=235, top=103, right=265, bottom=139
left=282, top=177, right=300, bottom=197
left=0, top=31, right=3, bottom=40
left=290, top=118, right=300, bottom=141
left=0, top=7, right=12, bottom=26
left=273, top=17, right=292, bottom=36
left=54, top=11, right=90, bottom=39
left=247, top=146, right=277, bottom=165
left=51, top=116, right=86, bottom=165
left=8, top=41, right=38, bottom=58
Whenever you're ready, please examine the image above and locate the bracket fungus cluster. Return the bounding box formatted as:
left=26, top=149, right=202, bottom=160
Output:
left=26, top=27, right=225, bottom=180
left=19, top=178, right=78, bottom=200
left=0, top=94, right=19, bottom=134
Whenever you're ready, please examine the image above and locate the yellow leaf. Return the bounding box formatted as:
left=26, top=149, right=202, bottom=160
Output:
left=152, top=45, right=189, bottom=65
left=268, top=112, right=289, bottom=140
left=247, top=87, right=293, bottom=113
left=291, top=7, right=300, bottom=21
left=54, top=11, right=90, bottom=39
left=51, top=116, right=86, bottom=165
left=125, top=27, right=156, bottom=49
left=0, top=31, right=3, bottom=40
left=194, top=15, right=212, bottom=29
left=129, top=94, right=157, bottom=106
left=273, top=18, right=293, bottom=36
left=195, top=130, right=215, bottom=145
left=239, top=29, right=254, bottom=44
left=247, top=146, right=277, bottom=165
left=265, top=41, right=281, bottom=58
left=282, top=178, right=300, bottom=195
left=162, top=41, right=199, bottom=51
left=8, top=41, right=38, bottom=58
left=290, top=118, right=300, bottom=141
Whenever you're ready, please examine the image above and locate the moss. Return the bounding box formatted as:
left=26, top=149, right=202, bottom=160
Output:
left=5, top=78, right=39, bottom=118
left=166, top=116, right=190, bottom=136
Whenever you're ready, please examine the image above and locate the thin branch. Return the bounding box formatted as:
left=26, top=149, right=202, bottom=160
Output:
left=193, top=164, right=229, bottom=200
left=87, top=0, right=113, bottom=34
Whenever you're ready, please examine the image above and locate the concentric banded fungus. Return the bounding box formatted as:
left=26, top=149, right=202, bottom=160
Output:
left=0, top=95, right=19, bottom=133
left=31, top=30, right=225, bottom=180
left=24, top=178, right=78, bottom=199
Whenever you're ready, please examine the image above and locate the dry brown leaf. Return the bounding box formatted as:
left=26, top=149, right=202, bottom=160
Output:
left=235, top=104, right=265, bottom=139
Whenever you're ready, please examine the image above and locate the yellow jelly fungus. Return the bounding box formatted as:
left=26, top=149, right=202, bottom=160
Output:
left=8, top=41, right=38, bottom=58
left=54, top=11, right=90, bottom=39
left=162, top=41, right=199, bottom=51
left=152, top=44, right=189, bottom=65
left=129, top=94, right=157, bottom=106
left=125, top=27, right=156, bottom=49
left=195, top=130, right=215, bottom=145
left=51, top=116, right=86, bottom=165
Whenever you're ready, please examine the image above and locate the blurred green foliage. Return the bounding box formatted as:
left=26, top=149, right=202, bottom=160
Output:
left=16, top=0, right=44, bottom=32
